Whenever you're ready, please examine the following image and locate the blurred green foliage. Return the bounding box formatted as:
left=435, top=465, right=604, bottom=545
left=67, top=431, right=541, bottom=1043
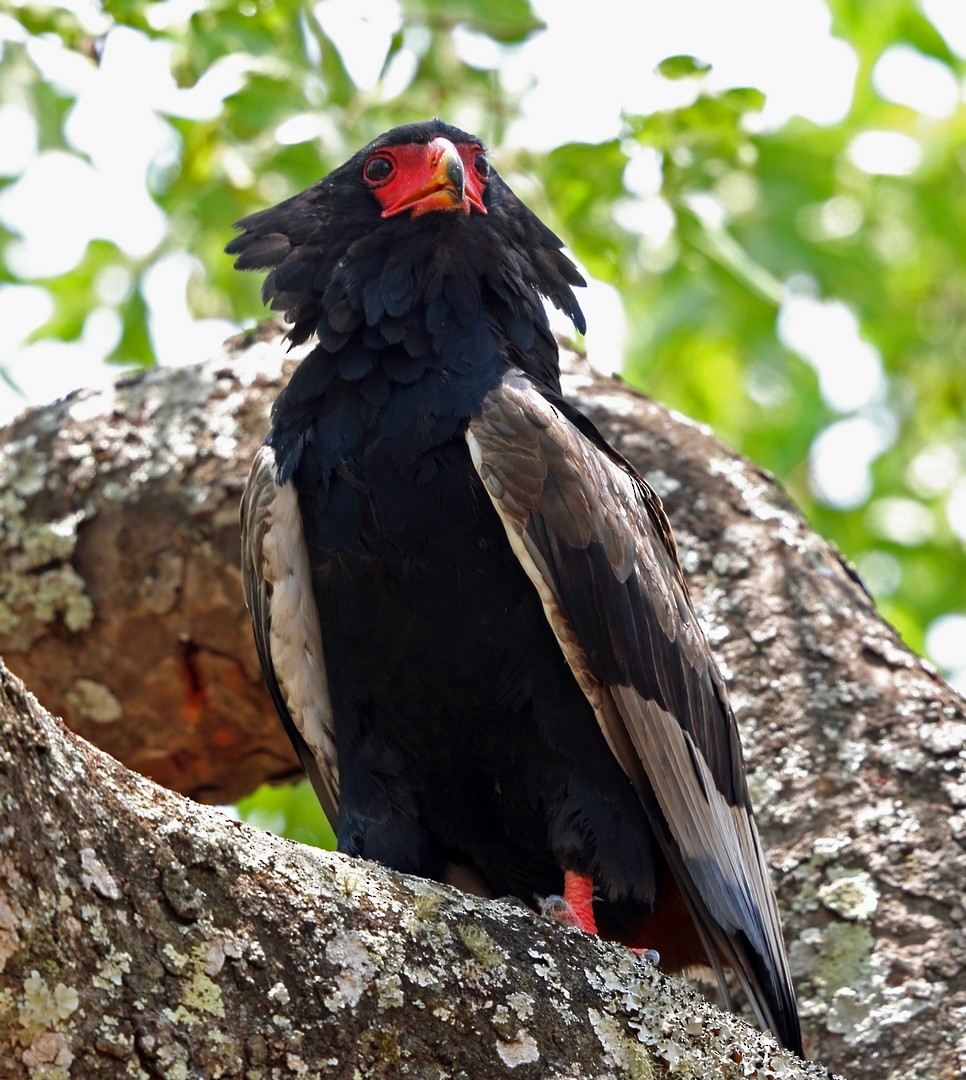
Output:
left=2, top=0, right=964, bottom=841
left=237, top=778, right=335, bottom=850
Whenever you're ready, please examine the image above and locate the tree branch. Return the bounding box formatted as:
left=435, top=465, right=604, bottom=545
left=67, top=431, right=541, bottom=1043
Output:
left=1, top=325, right=964, bottom=1076
left=1, top=661, right=832, bottom=1078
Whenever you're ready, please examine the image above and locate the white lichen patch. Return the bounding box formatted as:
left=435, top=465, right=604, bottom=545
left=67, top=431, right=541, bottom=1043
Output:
left=406, top=965, right=442, bottom=989
left=817, top=870, right=878, bottom=921
left=641, top=469, right=681, bottom=499
left=836, top=739, right=868, bottom=772
left=794, top=913, right=946, bottom=1050
left=527, top=947, right=572, bottom=1011
left=285, top=1052, right=310, bottom=1075
left=877, top=740, right=927, bottom=772
left=166, top=941, right=227, bottom=1026
left=774, top=741, right=814, bottom=783
left=589, top=1009, right=655, bottom=1079
left=920, top=719, right=966, bottom=755
left=0, top=563, right=94, bottom=637
left=79, top=848, right=122, bottom=901
left=162, top=942, right=189, bottom=975
left=18, top=970, right=79, bottom=1041
left=581, top=392, right=641, bottom=419
left=506, top=990, right=535, bottom=1023
left=812, top=833, right=851, bottom=859
left=582, top=948, right=825, bottom=1079
left=92, top=951, right=132, bottom=990
left=791, top=921, right=875, bottom=1001
left=76, top=901, right=108, bottom=948
left=707, top=454, right=796, bottom=529
left=376, top=972, right=405, bottom=1010
left=786, top=832, right=861, bottom=916
left=66, top=679, right=123, bottom=724
left=825, top=970, right=946, bottom=1044
left=20, top=511, right=86, bottom=565
left=853, top=797, right=920, bottom=845
left=323, top=930, right=377, bottom=1009
left=0, top=440, right=95, bottom=638
left=495, top=1028, right=540, bottom=1068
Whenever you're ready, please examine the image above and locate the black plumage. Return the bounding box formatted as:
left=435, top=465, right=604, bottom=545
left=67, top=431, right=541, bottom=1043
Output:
left=230, top=119, right=802, bottom=1055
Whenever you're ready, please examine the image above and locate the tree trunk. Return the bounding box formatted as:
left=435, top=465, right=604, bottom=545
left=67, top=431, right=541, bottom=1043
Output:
left=1, top=324, right=964, bottom=1077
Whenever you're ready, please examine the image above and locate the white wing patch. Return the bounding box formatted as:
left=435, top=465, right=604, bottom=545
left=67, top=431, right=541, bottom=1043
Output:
left=242, top=445, right=339, bottom=821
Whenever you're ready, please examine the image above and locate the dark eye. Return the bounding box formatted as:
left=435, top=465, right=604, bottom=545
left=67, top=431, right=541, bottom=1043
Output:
left=363, top=155, right=394, bottom=184
left=473, top=152, right=489, bottom=179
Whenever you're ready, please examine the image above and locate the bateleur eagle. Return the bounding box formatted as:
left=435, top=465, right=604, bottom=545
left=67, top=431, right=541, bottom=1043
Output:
left=228, top=119, right=802, bottom=1056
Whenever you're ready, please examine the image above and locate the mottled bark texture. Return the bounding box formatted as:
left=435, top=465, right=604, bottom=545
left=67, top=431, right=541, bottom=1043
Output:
left=1, top=662, right=830, bottom=1079
left=0, top=324, right=964, bottom=1078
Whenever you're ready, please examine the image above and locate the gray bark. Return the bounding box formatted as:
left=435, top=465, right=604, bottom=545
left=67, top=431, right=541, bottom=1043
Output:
left=0, top=660, right=829, bottom=1078
left=1, top=324, right=964, bottom=1077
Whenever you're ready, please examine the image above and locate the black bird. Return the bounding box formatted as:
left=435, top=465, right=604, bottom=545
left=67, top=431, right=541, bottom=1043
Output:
left=229, top=119, right=802, bottom=1055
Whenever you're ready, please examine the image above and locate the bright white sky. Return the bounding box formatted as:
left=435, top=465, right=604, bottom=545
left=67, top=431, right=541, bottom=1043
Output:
left=1, top=0, right=965, bottom=681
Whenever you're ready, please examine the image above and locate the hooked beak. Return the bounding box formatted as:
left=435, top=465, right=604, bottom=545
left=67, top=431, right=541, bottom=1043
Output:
left=379, top=137, right=484, bottom=219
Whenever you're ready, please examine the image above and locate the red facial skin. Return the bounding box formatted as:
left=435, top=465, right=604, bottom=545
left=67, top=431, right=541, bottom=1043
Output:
left=364, top=137, right=489, bottom=219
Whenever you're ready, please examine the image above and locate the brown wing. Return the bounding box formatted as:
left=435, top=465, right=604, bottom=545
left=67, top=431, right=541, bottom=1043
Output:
left=240, top=445, right=340, bottom=827
left=466, top=370, right=800, bottom=1052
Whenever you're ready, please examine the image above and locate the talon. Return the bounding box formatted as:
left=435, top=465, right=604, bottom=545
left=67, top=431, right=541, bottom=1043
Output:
left=630, top=947, right=661, bottom=965
left=538, top=894, right=580, bottom=925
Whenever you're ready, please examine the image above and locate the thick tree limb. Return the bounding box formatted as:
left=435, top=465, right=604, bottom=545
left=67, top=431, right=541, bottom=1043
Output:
left=1, top=325, right=965, bottom=1076
left=0, top=661, right=831, bottom=1078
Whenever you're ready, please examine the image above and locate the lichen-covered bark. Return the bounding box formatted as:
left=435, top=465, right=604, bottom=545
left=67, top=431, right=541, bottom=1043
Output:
left=0, top=663, right=833, bottom=1079
left=0, top=326, right=297, bottom=804
left=0, top=325, right=964, bottom=1077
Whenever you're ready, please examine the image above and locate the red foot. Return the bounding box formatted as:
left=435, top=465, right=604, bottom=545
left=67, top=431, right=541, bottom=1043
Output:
left=544, top=873, right=660, bottom=965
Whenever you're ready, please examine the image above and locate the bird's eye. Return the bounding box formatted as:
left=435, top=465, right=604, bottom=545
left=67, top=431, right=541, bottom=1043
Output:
left=363, top=155, right=394, bottom=185
left=473, top=152, right=489, bottom=179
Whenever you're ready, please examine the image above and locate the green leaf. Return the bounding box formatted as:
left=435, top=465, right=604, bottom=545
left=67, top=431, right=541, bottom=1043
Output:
left=400, top=0, right=543, bottom=42
left=657, top=54, right=712, bottom=80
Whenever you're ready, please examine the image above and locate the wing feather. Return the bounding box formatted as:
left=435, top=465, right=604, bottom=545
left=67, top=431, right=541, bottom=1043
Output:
left=240, top=445, right=340, bottom=826
left=467, top=370, right=800, bottom=1052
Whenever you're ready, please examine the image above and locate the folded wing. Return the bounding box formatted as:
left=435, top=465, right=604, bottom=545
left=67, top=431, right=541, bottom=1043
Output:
left=466, top=370, right=801, bottom=1054
left=240, top=445, right=340, bottom=826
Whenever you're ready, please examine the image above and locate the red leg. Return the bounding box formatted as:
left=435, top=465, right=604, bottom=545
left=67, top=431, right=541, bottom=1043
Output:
left=542, top=873, right=659, bottom=964
left=561, top=870, right=598, bottom=935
